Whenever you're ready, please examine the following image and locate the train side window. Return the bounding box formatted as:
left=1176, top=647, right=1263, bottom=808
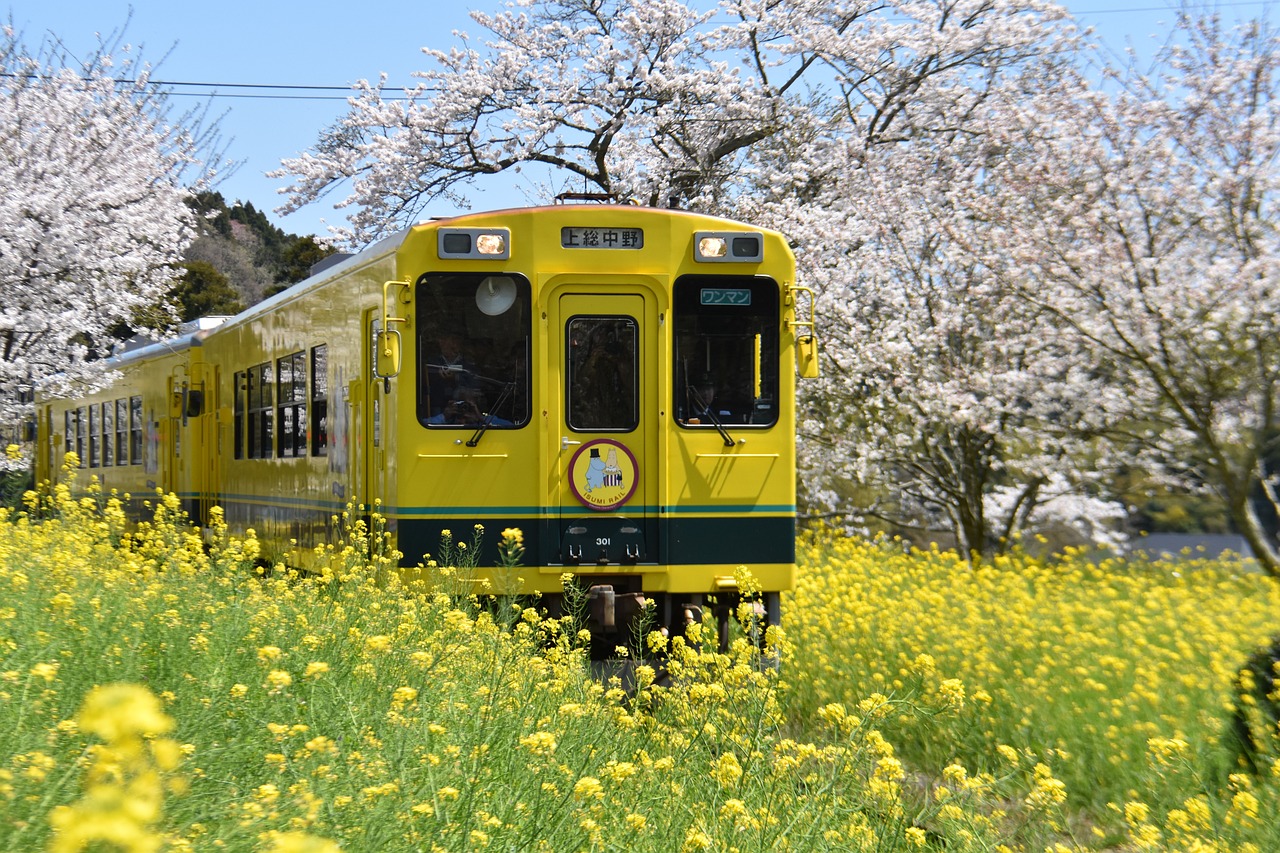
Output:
left=88, top=404, right=100, bottom=468
left=672, top=275, right=780, bottom=429
left=76, top=407, right=86, bottom=466
left=248, top=362, right=274, bottom=458
left=311, top=345, right=328, bottom=456
left=102, top=401, right=114, bottom=466
left=277, top=352, right=306, bottom=458
left=416, top=272, right=532, bottom=429
left=64, top=410, right=73, bottom=461
left=567, top=316, right=638, bottom=432
left=129, top=397, right=142, bottom=464
left=115, top=399, right=128, bottom=464
left=233, top=371, right=245, bottom=460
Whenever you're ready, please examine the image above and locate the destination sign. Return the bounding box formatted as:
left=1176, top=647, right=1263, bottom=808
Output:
left=700, top=288, right=753, bottom=306
left=561, top=227, right=644, bottom=249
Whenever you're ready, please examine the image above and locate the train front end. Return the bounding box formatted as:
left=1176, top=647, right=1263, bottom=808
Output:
left=383, top=205, right=809, bottom=653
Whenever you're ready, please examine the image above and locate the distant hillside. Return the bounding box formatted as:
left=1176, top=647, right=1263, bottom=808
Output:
left=176, top=192, right=336, bottom=319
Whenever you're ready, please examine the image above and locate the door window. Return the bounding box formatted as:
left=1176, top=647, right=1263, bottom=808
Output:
left=566, top=316, right=638, bottom=432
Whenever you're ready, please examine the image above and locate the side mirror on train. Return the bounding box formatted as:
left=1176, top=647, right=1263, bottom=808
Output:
left=376, top=329, right=403, bottom=382
left=185, top=389, right=204, bottom=418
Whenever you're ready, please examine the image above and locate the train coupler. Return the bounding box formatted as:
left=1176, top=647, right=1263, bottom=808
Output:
left=585, top=584, right=647, bottom=633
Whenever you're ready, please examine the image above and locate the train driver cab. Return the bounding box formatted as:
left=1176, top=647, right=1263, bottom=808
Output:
left=416, top=272, right=532, bottom=430
left=673, top=275, right=780, bottom=430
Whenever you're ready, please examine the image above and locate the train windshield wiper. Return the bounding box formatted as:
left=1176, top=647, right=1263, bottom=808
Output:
left=690, top=388, right=735, bottom=447
left=466, top=380, right=515, bottom=447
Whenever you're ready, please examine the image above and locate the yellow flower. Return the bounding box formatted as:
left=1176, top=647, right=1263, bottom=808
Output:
left=1227, top=790, right=1259, bottom=826
left=1124, top=801, right=1150, bottom=826
left=1026, top=764, right=1067, bottom=809
left=78, top=684, right=174, bottom=742
left=29, top=662, right=60, bottom=683
left=937, top=677, right=966, bottom=710
left=573, top=776, right=604, bottom=801
left=304, top=736, right=338, bottom=755
left=265, top=670, right=293, bottom=694
left=364, top=634, right=393, bottom=654
left=257, top=645, right=284, bottom=663
left=519, top=731, right=557, bottom=756
left=304, top=661, right=330, bottom=679
left=682, top=827, right=714, bottom=851
left=711, top=752, right=743, bottom=789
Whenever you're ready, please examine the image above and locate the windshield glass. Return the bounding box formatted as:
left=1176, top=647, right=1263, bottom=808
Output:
left=673, top=275, right=779, bottom=428
left=416, top=272, right=531, bottom=429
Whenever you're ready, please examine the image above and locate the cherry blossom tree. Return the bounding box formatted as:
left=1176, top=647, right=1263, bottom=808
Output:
left=277, top=0, right=1117, bottom=556
left=279, top=0, right=1279, bottom=564
left=985, top=13, right=1280, bottom=573
left=275, top=0, right=1075, bottom=247
left=0, top=24, right=214, bottom=450
left=745, top=54, right=1133, bottom=559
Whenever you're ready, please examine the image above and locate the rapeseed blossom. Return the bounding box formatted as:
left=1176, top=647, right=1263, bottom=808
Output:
left=7, top=479, right=1280, bottom=851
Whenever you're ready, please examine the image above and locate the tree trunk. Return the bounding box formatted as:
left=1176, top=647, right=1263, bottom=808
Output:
left=1234, top=497, right=1280, bottom=578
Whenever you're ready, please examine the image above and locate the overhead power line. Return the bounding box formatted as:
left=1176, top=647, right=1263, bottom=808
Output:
left=1, top=0, right=1274, bottom=101
left=1070, top=0, right=1273, bottom=13
left=0, top=71, right=413, bottom=101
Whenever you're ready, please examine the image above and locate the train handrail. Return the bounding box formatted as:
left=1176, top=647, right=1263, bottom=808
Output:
left=785, top=283, right=820, bottom=378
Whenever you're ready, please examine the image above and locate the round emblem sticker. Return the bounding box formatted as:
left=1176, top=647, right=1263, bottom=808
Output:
left=568, top=439, right=639, bottom=511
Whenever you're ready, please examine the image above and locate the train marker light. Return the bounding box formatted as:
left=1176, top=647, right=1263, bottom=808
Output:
left=694, top=231, right=763, bottom=263
left=438, top=228, right=511, bottom=259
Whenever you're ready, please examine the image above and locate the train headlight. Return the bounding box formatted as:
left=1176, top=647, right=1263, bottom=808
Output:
left=698, top=236, right=728, bottom=258
left=438, top=228, right=511, bottom=259
left=694, top=231, right=763, bottom=263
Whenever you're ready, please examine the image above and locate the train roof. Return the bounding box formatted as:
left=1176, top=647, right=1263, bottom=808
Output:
left=36, top=205, right=787, bottom=398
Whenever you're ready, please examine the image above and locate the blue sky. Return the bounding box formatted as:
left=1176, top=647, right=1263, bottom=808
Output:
left=9, top=1, right=1275, bottom=238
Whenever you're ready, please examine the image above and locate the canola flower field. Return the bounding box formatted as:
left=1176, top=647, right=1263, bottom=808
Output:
left=2, top=473, right=1280, bottom=851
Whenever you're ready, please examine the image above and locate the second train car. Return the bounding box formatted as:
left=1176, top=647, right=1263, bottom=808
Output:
left=35, top=202, right=819, bottom=651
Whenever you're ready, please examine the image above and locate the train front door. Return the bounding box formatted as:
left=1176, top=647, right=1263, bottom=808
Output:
left=553, top=292, right=658, bottom=566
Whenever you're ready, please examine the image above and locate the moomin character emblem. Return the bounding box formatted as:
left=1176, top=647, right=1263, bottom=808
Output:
left=569, top=439, right=638, bottom=511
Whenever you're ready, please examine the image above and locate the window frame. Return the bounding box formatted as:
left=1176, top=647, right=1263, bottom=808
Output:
left=115, top=399, right=128, bottom=464
left=247, top=362, right=274, bottom=459
left=129, top=397, right=143, bottom=465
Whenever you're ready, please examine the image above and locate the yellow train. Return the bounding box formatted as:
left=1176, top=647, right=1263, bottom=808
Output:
left=35, top=202, right=817, bottom=652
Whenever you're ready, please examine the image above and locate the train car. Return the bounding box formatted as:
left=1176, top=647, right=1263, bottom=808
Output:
left=34, top=318, right=225, bottom=515
left=35, top=202, right=818, bottom=653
